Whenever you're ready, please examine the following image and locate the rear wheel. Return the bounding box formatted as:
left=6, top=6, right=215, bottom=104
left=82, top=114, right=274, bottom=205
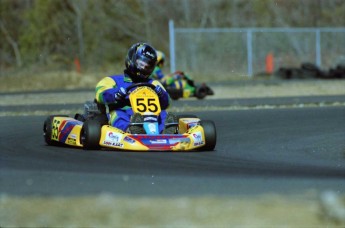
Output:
left=195, top=86, right=208, bottom=99
left=81, top=117, right=105, bottom=150
left=166, top=87, right=182, bottom=100
left=200, top=120, right=217, bottom=151
left=43, top=115, right=68, bottom=146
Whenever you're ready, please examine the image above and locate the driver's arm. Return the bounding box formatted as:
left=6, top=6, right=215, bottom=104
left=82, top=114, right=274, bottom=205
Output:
left=95, top=76, right=119, bottom=104
left=151, top=80, right=170, bottom=110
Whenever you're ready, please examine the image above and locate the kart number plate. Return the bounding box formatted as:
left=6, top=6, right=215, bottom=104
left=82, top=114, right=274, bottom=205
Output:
left=130, top=87, right=161, bottom=115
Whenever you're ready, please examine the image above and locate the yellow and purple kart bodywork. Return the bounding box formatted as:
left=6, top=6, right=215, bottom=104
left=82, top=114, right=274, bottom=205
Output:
left=44, top=115, right=215, bottom=151
left=43, top=83, right=216, bottom=151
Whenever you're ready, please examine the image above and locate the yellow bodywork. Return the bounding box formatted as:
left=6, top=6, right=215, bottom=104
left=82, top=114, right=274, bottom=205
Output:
left=98, top=119, right=206, bottom=151
left=99, top=125, right=149, bottom=150
left=49, top=85, right=212, bottom=151
left=51, top=117, right=83, bottom=147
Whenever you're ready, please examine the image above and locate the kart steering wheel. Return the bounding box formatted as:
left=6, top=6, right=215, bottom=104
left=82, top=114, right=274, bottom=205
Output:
left=125, top=83, right=156, bottom=94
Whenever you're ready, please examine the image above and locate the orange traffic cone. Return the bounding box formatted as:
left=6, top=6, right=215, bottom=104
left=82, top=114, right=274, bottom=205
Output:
left=265, top=52, right=274, bottom=75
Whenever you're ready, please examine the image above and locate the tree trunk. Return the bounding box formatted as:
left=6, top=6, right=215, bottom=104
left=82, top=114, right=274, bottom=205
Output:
left=0, top=20, right=22, bottom=67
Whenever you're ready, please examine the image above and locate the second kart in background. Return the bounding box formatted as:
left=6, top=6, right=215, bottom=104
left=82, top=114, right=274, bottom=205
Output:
left=151, top=50, right=214, bottom=100
left=162, top=70, right=214, bottom=100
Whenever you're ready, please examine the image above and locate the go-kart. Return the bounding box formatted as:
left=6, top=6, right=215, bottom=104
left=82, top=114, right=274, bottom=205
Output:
left=43, top=83, right=217, bottom=151
left=162, top=71, right=214, bottom=100
left=165, top=82, right=214, bottom=100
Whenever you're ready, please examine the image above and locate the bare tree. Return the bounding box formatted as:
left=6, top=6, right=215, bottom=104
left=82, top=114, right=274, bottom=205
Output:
left=68, top=0, right=87, bottom=61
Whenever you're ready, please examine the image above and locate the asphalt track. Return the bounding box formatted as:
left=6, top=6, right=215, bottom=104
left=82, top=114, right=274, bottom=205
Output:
left=1, top=97, right=345, bottom=197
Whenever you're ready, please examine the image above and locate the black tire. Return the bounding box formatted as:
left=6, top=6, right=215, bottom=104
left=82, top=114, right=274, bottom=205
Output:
left=166, top=87, right=182, bottom=100
left=301, top=62, right=319, bottom=72
left=91, top=113, right=109, bottom=124
left=81, top=118, right=104, bottom=150
left=43, top=115, right=68, bottom=146
left=195, top=86, right=207, bottom=99
left=200, top=120, right=217, bottom=151
left=206, top=86, right=214, bottom=95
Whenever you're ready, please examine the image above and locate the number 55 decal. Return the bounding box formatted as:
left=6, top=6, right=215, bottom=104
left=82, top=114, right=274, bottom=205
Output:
left=136, top=98, right=159, bottom=113
left=130, top=86, right=162, bottom=115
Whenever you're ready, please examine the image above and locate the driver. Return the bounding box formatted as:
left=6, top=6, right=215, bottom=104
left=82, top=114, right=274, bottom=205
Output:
left=95, top=42, right=176, bottom=134
left=151, top=50, right=166, bottom=81
left=150, top=50, right=196, bottom=98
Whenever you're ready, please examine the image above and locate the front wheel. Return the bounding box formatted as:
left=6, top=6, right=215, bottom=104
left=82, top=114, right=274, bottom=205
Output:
left=200, top=120, right=217, bottom=151
left=194, top=86, right=208, bottom=99
left=166, top=87, right=182, bottom=100
left=81, top=119, right=103, bottom=150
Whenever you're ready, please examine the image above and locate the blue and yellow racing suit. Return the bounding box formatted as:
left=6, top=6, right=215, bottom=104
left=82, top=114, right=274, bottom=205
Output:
left=151, top=68, right=196, bottom=98
left=151, top=66, right=165, bottom=81
left=95, top=73, right=170, bottom=132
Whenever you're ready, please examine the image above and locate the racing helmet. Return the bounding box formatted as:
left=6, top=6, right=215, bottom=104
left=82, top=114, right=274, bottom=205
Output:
left=156, top=50, right=165, bottom=67
left=125, top=43, right=157, bottom=80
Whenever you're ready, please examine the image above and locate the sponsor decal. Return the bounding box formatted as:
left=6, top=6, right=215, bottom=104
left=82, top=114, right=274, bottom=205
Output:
left=69, top=134, right=77, bottom=139
left=103, top=140, right=124, bottom=147
left=148, top=123, right=157, bottom=134
left=105, top=131, right=122, bottom=143
left=132, top=135, right=187, bottom=146
left=144, top=116, right=158, bottom=122
left=192, top=132, right=204, bottom=146
left=194, top=141, right=204, bottom=146
left=193, top=132, right=202, bottom=139
left=169, top=138, right=190, bottom=144
left=67, top=138, right=76, bottom=145
left=134, top=135, right=178, bottom=139
left=149, top=139, right=167, bottom=144
left=124, top=136, right=135, bottom=144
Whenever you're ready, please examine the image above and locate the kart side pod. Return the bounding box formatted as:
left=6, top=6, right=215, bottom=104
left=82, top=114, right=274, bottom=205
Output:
left=44, top=115, right=84, bottom=147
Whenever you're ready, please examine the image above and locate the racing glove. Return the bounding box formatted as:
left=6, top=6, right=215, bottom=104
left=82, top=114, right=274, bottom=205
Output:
left=154, top=85, right=164, bottom=97
left=114, top=87, right=127, bottom=102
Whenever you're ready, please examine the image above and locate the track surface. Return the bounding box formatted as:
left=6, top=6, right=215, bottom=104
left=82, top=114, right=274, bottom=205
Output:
left=1, top=102, right=345, bottom=196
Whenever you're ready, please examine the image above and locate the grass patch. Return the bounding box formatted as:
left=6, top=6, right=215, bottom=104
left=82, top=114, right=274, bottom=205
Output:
left=0, top=71, right=101, bottom=92
left=1, top=192, right=342, bottom=227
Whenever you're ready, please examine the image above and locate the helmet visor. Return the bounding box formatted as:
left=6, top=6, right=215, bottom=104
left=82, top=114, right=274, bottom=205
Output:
left=135, top=55, right=156, bottom=77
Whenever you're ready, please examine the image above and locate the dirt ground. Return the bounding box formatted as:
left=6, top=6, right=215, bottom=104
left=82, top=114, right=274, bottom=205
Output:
left=1, top=72, right=345, bottom=227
